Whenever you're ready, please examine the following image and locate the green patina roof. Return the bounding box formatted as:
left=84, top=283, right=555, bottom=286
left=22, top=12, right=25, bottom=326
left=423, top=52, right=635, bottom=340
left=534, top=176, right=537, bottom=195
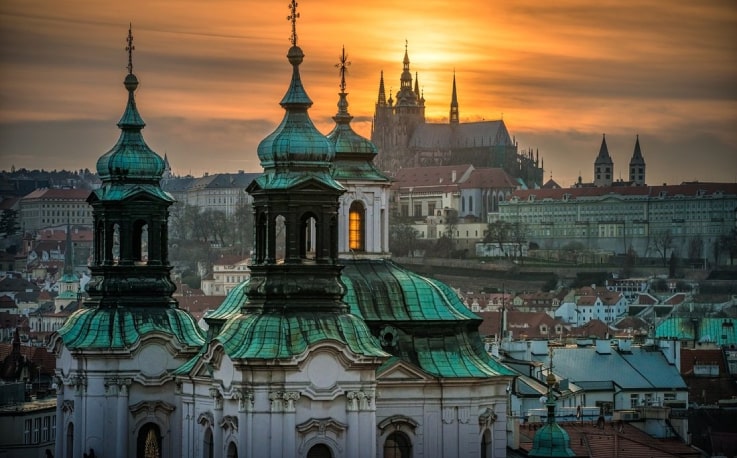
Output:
left=204, top=280, right=250, bottom=322
left=58, top=306, right=205, bottom=350
left=215, top=312, right=386, bottom=360
left=655, top=317, right=737, bottom=346
left=96, top=73, right=166, bottom=183
left=91, top=183, right=174, bottom=203
left=257, top=45, right=335, bottom=169
left=57, top=290, right=78, bottom=300
left=341, top=259, right=480, bottom=322
left=331, top=159, right=389, bottom=183
left=252, top=170, right=343, bottom=192
left=59, top=273, right=79, bottom=283
left=413, top=333, right=514, bottom=377
left=529, top=422, right=575, bottom=457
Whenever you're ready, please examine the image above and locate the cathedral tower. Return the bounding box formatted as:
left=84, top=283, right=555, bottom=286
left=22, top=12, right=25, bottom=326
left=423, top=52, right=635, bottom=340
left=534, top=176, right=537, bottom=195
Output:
left=629, top=135, right=646, bottom=185
left=450, top=71, right=459, bottom=125
left=594, top=133, right=614, bottom=187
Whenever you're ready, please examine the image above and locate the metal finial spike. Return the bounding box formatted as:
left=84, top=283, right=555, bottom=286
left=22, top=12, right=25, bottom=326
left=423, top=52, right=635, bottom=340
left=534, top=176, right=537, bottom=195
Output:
left=287, top=0, right=300, bottom=46
left=125, top=23, right=135, bottom=74
left=335, top=46, right=351, bottom=93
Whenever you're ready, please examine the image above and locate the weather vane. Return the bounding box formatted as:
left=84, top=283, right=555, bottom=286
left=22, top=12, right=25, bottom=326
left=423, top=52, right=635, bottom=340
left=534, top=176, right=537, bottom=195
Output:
left=336, top=46, right=351, bottom=92
left=126, top=23, right=134, bottom=74
left=287, top=0, right=300, bottom=46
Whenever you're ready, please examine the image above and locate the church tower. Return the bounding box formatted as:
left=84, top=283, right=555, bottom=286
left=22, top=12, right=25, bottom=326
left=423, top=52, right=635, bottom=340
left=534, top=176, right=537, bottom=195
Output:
left=629, top=135, right=646, bottom=185
left=175, top=6, right=387, bottom=457
left=51, top=26, right=204, bottom=458
left=328, top=46, right=391, bottom=258
left=593, top=133, right=614, bottom=187
left=371, top=43, right=426, bottom=172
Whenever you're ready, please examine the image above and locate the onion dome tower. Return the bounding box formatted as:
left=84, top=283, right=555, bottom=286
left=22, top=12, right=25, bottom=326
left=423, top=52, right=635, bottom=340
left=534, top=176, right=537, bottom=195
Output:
left=593, top=133, right=614, bottom=187
left=629, top=134, right=646, bottom=185
left=327, top=46, right=391, bottom=256
left=529, top=350, right=575, bottom=457
left=51, top=26, right=204, bottom=458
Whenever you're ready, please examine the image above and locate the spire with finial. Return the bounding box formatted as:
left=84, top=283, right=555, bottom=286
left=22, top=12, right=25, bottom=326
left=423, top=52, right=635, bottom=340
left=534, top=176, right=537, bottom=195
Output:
left=529, top=347, right=575, bottom=457
left=629, top=134, right=646, bottom=185
left=377, top=70, right=386, bottom=106
left=96, top=24, right=165, bottom=183
left=450, top=70, right=459, bottom=124
left=336, top=45, right=350, bottom=93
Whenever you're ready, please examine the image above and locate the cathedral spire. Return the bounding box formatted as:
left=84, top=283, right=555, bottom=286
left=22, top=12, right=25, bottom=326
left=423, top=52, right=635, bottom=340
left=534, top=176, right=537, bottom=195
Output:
left=629, top=134, right=646, bottom=185
left=594, top=133, right=613, bottom=187
left=377, top=70, right=387, bottom=106
left=450, top=70, right=459, bottom=124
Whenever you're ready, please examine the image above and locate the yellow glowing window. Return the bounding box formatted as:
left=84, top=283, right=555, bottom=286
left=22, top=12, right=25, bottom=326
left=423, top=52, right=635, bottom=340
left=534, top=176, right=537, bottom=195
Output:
left=349, top=201, right=365, bottom=251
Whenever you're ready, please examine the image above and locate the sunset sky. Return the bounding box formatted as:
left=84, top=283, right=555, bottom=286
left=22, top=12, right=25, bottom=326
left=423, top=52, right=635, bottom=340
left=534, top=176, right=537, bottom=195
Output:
left=1, top=0, right=735, bottom=187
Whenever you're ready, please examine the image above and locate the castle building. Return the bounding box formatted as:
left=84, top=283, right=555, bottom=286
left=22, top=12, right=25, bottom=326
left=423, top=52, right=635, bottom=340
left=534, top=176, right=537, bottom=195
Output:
left=51, top=8, right=514, bottom=458
left=371, top=46, right=544, bottom=189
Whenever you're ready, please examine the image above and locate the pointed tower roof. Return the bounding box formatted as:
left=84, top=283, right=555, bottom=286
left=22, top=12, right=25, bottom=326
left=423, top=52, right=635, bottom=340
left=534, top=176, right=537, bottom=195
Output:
left=630, top=134, right=645, bottom=166
left=58, top=224, right=78, bottom=284
left=595, top=133, right=613, bottom=165
left=377, top=70, right=387, bottom=106
left=327, top=47, right=386, bottom=182
left=450, top=71, right=459, bottom=124
left=254, top=7, right=339, bottom=191
left=95, top=26, right=165, bottom=184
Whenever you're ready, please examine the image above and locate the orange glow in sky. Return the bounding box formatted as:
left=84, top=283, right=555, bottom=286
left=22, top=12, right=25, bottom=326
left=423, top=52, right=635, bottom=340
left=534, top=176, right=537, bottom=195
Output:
left=1, top=0, right=735, bottom=187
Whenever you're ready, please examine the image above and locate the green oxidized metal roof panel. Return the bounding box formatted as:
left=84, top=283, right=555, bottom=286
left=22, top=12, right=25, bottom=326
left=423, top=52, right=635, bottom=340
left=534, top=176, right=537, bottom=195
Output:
left=341, top=259, right=480, bottom=322
left=92, top=183, right=174, bottom=203
left=58, top=306, right=205, bottom=350
left=252, top=170, right=344, bottom=192
left=655, top=317, right=737, bottom=345
left=205, top=280, right=249, bottom=321
left=216, top=312, right=386, bottom=360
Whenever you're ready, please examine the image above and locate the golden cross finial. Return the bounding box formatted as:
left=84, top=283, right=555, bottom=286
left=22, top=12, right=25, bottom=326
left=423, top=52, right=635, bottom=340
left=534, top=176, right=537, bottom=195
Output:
left=287, top=0, right=300, bottom=46
left=335, top=46, right=351, bottom=92
left=125, top=23, right=134, bottom=74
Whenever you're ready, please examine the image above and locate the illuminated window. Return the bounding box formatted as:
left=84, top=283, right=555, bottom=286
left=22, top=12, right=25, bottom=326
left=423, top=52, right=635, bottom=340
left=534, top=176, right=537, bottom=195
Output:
left=349, top=201, right=365, bottom=252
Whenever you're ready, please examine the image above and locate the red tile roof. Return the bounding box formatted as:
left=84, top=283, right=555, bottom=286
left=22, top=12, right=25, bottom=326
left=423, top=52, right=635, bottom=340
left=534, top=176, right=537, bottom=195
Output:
left=22, top=188, right=91, bottom=200
left=509, top=182, right=737, bottom=201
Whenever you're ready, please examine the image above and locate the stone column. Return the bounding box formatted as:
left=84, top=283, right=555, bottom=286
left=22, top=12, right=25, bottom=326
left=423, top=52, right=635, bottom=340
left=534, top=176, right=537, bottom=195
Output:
left=282, top=391, right=300, bottom=456
left=237, top=390, right=253, bottom=458
left=210, top=388, right=224, bottom=458
left=54, top=376, right=64, bottom=458
left=117, top=378, right=131, bottom=457
left=72, top=376, right=86, bottom=458
left=346, top=391, right=360, bottom=458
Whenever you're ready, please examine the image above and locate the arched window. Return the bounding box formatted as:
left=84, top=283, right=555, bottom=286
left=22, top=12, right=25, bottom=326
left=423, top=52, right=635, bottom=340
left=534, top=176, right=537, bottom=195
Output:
left=469, top=195, right=473, bottom=213
left=349, top=201, right=365, bottom=252
left=383, top=431, right=412, bottom=458
left=461, top=197, right=465, bottom=213
left=137, top=422, right=161, bottom=458
left=66, top=423, right=74, bottom=458
left=307, top=443, right=333, bottom=458
left=300, top=213, right=318, bottom=260
left=203, top=427, right=214, bottom=458
left=481, top=429, right=492, bottom=458
left=132, top=220, right=148, bottom=264
left=275, top=215, right=286, bottom=262
left=226, top=442, right=237, bottom=458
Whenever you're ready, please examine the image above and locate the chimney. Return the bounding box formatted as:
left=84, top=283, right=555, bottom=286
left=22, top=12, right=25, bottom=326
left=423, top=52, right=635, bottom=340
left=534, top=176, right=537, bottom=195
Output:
left=451, top=170, right=457, bottom=182
left=595, top=339, right=611, bottom=354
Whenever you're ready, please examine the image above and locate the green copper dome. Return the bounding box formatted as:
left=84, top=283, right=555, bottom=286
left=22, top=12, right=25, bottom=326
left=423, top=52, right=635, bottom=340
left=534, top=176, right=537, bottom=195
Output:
left=96, top=72, right=166, bottom=183
left=58, top=306, right=205, bottom=350
left=529, top=423, right=575, bottom=457
left=257, top=45, right=335, bottom=168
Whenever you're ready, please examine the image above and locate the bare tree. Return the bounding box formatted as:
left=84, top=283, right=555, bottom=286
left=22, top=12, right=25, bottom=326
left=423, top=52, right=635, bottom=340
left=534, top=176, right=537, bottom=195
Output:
left=651, top=230, right=673, bottom=266
left=485, top=220, right=511, bottom=257
left=510, top=221, right=529, bottom=261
